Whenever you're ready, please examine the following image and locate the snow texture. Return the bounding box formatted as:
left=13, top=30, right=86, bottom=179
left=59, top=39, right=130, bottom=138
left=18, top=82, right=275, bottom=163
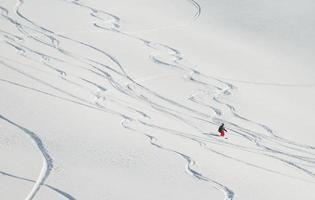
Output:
left=0, top=0, right=315, bottom=199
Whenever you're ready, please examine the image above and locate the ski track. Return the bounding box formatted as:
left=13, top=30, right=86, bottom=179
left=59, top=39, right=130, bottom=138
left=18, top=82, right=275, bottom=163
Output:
left=0, top=114, right=53, bottom=200
left=0, top=170, right=76, bottom=200
left=1, top=0, right=315, bottom=199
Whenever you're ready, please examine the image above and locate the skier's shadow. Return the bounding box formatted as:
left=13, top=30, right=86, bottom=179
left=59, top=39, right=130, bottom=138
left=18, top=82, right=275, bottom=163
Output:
left=204, top=133, right=227, bottom=139
left=204, top=133, right=220, bottom=137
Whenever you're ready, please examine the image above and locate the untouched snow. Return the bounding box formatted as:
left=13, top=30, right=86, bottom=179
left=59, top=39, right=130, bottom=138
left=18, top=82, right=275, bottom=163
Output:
left=0, top=0, right=315, bottom=199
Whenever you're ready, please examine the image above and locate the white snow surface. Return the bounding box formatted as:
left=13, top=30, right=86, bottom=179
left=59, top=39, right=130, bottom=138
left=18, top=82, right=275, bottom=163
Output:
left=1, top=0, right=315, bottom=199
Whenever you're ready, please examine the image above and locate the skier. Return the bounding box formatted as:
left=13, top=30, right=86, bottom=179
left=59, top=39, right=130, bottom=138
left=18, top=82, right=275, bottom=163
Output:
left=218, top=123, right=227, bottom=137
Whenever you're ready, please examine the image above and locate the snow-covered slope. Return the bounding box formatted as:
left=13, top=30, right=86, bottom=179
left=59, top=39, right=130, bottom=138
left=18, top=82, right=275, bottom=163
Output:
left=1, top=0, right=315, bottom=199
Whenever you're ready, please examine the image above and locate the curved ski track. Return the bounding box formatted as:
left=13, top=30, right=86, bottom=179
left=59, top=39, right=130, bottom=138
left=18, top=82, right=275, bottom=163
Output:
left=1, top=0, right=315, bottom=200
left=0, top=114, right=53, bottom=200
